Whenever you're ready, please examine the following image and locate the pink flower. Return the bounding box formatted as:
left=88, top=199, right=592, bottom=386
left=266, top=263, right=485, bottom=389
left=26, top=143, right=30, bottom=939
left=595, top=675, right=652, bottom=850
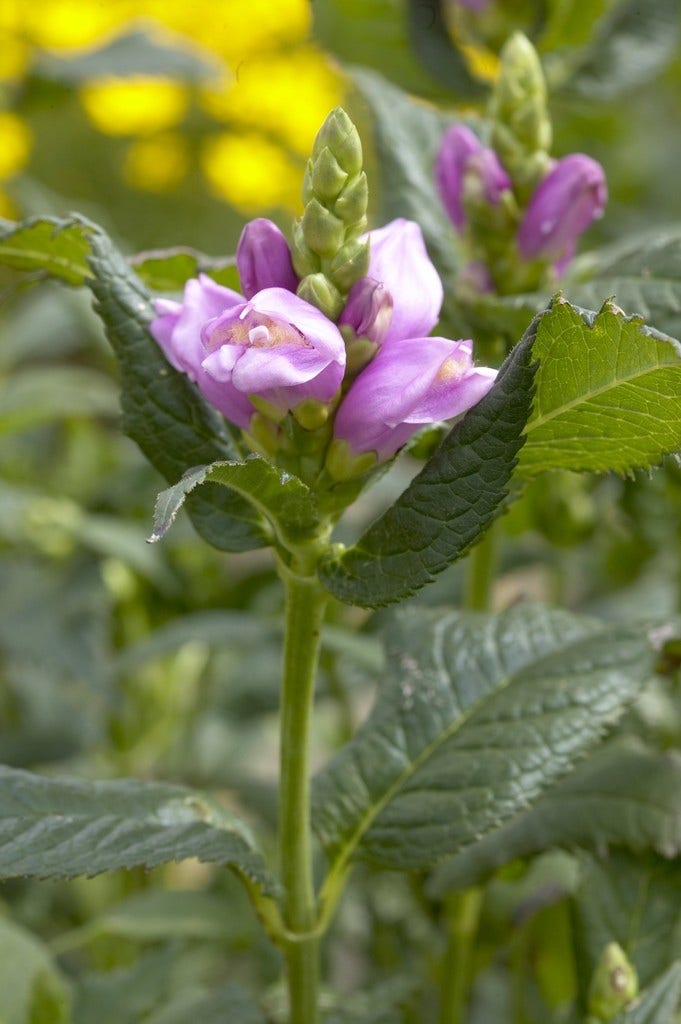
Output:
left=236, top=218, right=298, bottom=299
left=435, top=124, right=511, bottom=231
left=517, top=154, right=607, bottom=266
left=334, top=337, right=497, bottom=460
left=150, top=278, right=345, bottom=427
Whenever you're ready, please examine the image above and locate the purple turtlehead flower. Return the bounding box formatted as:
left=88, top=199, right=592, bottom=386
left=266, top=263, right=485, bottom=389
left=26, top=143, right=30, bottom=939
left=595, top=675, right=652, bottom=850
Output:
left=236, top=218, right=298, bottom=299
left=517, top=154, right=607, bottom=265
left=150, top=279, right=345, bottom=427
left=353, top=219, right=443, bottom=344
left=435, top=124, right=511, bottom=231
left=340, top=277, right=393, bottom=345
left=334, top=337, right=497, bottom=461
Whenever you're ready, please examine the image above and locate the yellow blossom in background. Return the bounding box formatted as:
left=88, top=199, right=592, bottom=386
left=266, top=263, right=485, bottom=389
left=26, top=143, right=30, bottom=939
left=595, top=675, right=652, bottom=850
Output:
left=201, top=47, right=342, bottom=157
left=79, top=77, right=189, bottom=135
left=201, top=132, right=302, bottom=213
left=123, top=133, right=189, bottom=192
left=458, top=41, right=499, bottom=82
left=21, top=0, right=134, bottom=51
left=0, top=112, right=32, bottom=180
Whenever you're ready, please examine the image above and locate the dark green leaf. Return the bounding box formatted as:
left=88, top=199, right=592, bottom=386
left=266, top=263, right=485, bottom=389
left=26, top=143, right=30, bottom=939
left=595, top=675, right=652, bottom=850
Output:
left=0, top=765, right=276, bottom=892
left=405, top=0, right=483, bottom=101
left=566, top=227, right=681, bottom=342
left=0, top=216, right=92, bottom=285
left=0, top=918, right=70, bottom=1024
left=350, top=68, right=462, bottom=287
left=568, top=0, right=680, bottom=99
left=518, top=297, right=681, bottom=477
left=85, top=222, right=268, bottom=552
left=149, top=456, right=319, bottom=549
left=611, top=962, right=681, bottom=1023
left=313, top=604, right=652, bottom=874
left=428, top=739, right=681, bottom=894
left=575, top=853, right=681, bottom=994
left=313, top=0, right=453, bottom=101
left=318, top=316, right=537, bottom=608
left=130, top=248, right=239, bottom=293
left=35, top=28, right=218, bottom=83
left=144, top=984, right=266, bottom=1024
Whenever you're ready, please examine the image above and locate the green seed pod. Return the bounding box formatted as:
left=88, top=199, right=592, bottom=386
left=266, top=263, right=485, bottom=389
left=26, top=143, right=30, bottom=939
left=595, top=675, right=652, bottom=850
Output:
left=297, top=272, right=344, bottom=321
left=587, top=943, right=638, bottom=1021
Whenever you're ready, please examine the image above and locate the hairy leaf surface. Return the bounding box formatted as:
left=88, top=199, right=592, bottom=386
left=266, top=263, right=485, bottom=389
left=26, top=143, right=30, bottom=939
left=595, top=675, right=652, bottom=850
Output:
left=313, top=604, right=652, bottom=874
left=0, top=766, right=276, bottom=892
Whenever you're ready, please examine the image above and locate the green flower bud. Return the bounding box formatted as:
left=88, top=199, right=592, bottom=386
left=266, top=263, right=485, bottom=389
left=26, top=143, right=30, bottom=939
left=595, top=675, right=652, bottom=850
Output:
left=297, top=272, right=344, bottom=321
left=328, top=236, right=370, bottom=293
left=312, top=107, right=363, bottom=177
left=334, top=171, right=369, bottom=226
left=310, top=147, right=348, bottom=202
left=587, top=943, right=638, bottom=1021
left=490, top=32, right=552, bottom=177
left=301, top=199, right=345, bottom=256
left=292, top=398, right=330, bottom=431
left=291, top=220, right=321, bottom=278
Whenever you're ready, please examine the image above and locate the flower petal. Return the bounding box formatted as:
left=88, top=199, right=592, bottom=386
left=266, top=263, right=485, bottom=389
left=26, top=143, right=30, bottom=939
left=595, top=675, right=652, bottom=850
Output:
left=236, top=218, right=298, bottom=299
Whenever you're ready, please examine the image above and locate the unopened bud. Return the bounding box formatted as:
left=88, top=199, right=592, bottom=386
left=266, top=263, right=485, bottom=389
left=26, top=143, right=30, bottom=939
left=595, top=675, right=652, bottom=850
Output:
left=312, top=107, right=363, bottom=176
left=301, top=199, right=345, bottom=256
left=328, top=236, right=370, bottom=293
left=490, top=32, right=552, bottom=178
left=340, top=277, right=393, bottom=344
left=310, top=147, right=348, bottom=202
left=297, top=273, right=344, bottom=321
left=334, top=171, right=369, bottom=226
left=292, top=398, right=330, bottom=431
left=291, top=220, right=321, bottom=278
left=587, top=943, right=638, bottom=1021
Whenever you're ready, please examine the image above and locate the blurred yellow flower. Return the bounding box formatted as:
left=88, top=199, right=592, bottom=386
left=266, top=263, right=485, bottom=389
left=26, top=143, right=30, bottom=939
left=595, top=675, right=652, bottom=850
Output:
left=21, top=1, right=134, bottom=51
left=122, top=133, right=189, bottom=192
left=79, top=77, right=189, bottom=135
left=0, top=112, right=32, bottom=179
left=459, top=41, right=499, bottom=82
left=201, top=47, right=342, bottom=156
left=201, top=132, right=301, bottom=213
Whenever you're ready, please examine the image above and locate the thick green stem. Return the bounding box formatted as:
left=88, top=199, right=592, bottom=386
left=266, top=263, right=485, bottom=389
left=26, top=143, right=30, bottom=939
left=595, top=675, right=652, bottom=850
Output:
left=463, top=524, right=498, bottom=612
left=278, top=559, right=328, bottom=1024
left=438, top=889, right=484, bottom=1024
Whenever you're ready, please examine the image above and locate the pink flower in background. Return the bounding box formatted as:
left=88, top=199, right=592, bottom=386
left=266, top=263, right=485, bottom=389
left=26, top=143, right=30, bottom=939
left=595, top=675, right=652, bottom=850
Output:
left=517, top=154, right=607, bottom=268
left=435, top=124, right=511, bottom=230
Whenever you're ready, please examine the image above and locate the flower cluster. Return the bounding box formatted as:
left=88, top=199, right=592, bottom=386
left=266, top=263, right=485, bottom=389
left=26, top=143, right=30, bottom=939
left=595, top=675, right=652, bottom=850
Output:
left=151, top=217, right=496, bottom=482
left=435, top=123, right=607, bottom=289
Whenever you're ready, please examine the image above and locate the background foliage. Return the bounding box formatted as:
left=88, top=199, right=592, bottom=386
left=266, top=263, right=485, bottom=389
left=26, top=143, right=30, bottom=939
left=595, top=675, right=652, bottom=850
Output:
left=2, top=1, right=681, bottom=1022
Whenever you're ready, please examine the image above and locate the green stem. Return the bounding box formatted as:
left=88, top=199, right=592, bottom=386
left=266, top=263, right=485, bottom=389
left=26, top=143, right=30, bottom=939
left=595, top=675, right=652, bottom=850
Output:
left=278, top=558, right=328, bottom=1024
left=438, top=889, right=484, bottom=1024
left=463, top=524, right=498, bottom=612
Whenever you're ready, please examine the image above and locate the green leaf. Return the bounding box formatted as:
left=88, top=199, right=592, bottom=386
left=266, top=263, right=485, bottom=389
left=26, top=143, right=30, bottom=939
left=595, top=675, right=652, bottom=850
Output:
left=149, top=456, right=320, bottom=549
left=611, top=962, right=681, bottom=1023
left=405, top=0, right=483, bottom=101
left=568, top=0, right=680, bottom=99
left=85, top=221, right=268, bottom=552
left=34, top=27, right=218, bottom=83
left=0, top=918, right=70, bottom=1024
left=428, top=739, right=681, bottom=894
left=0, top=366, right=118, bottom=435
left=312, top=604, right=652, bottom=875
left=130, top=248, right=239, bottom=293
left=567, top=227, right=681, bottom=342
left=0, top=765, right=276, bottom=893
left=144, top=984, right=266, bottom=1024
left=350, top=68, right=462, bottom=288
left=518, top=297, right=681, bottom=477
left=318, top=316, right=537, bottom=608
left=0, top=216, right=92, bottom=285
left=313, top=0, right=454, bottom=101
